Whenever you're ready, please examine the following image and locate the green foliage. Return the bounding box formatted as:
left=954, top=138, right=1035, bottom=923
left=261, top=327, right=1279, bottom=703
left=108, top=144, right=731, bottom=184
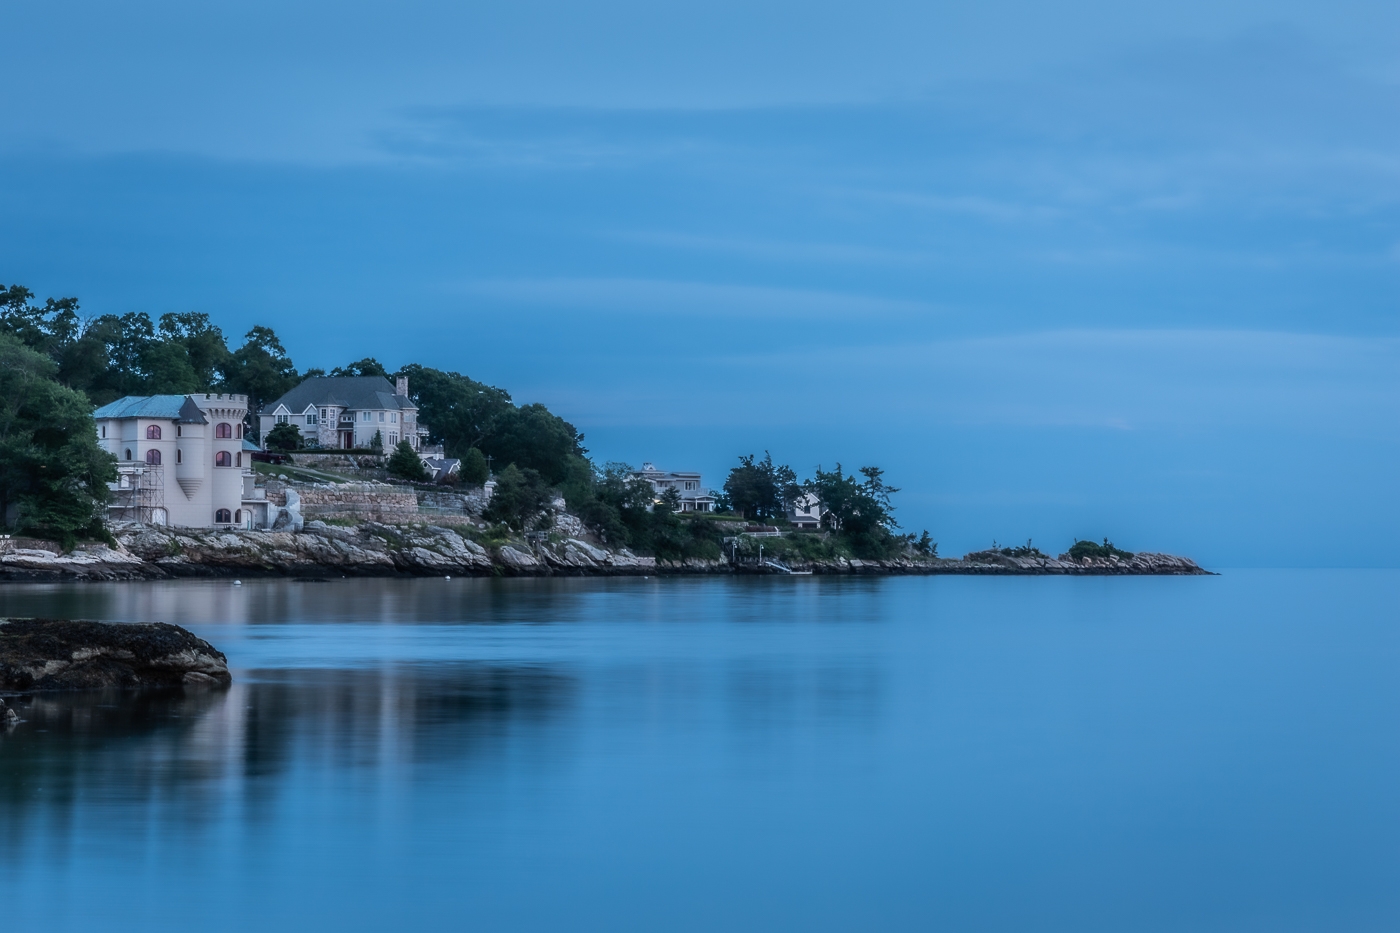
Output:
left=401, top=364, right=591, bottom=493
left=1, top=286, right=246, bottom=407
left=483, top=463, right=554, bottom=530
left=1068, top=538, right=1135, bottom=561
left=723, top=452, right=800, bottom=521
left=369, top=429, right=383, bottom=450
left=398, top=364, right=511, bottom=454
left=461, top=447, right=489, bottom=485
left=565, top=463, right=721, bottom=559
left=330, top=358, right=390, bottom=378
left=224, top=326, right=299, bottom=437
left=264, top=422, right=303, bottom=451
left=913, top=530, right=937, bottom=556
left=0, top=333, right=116, bottom=548
left=387, top=440, right=429, bottom=481
left=808, top=464, right=900, bottom=557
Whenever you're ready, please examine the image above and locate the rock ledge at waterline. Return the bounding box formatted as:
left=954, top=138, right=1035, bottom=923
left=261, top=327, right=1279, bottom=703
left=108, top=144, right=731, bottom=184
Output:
left=0, top=522, right=1211, bottom=581
left=0, top=618, right=232, bottom=692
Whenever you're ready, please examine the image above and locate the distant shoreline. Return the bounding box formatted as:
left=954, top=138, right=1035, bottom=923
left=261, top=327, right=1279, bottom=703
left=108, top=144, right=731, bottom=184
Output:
left=0, top=523, right=1211, bottom=582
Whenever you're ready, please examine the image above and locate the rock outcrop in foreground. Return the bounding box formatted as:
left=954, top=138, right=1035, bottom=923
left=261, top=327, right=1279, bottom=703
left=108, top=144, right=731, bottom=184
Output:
left=0, top=618, right=232, bottom=691
left=0, top=522, right=1210, bottom=580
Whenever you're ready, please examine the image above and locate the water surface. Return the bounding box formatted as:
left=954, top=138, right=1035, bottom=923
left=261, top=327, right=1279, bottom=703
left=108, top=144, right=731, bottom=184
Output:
left=1, top=572, right=1396, bottom=931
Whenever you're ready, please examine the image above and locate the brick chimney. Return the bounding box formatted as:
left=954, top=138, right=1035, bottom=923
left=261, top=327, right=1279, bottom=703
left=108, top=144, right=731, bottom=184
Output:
left=395, top=376, right=408, bottom=397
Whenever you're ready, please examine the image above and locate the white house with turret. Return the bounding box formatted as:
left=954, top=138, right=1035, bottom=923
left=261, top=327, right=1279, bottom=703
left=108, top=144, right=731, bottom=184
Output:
left=93, top=393, right=265, bottom=528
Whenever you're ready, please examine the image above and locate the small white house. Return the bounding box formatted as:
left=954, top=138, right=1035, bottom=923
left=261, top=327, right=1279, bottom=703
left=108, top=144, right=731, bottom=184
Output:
left=787, top=492, right=823, bottom=529
left=630, top=462, right=716, bottom=512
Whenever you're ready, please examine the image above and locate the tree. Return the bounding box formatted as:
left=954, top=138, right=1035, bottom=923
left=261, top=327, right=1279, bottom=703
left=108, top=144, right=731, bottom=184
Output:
left=264, top=422, right=303, bottom=451
left=369, top=429, right=383, bottom=450
left=0, top=334, right=116, bottom=548
left=808, top=464, right=900, bottom=557
left=723, top=452, right=801, bottom=521
left=224, top=326, right=299, bottom=439
left=483, top=464, right=553, bottom=530
left=330, top=358, right=390, bottom=378
left=461, top=447, right=489, bottom=485
left=387, top=440, right=428, bottom=481
left=399, top=364, right=512, bottom=456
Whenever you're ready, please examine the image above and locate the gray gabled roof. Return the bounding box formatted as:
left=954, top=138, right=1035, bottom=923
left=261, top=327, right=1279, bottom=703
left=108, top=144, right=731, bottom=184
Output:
left=93, top=395, right=206, bottom=422
left=262, top=376, right=416, bottom=416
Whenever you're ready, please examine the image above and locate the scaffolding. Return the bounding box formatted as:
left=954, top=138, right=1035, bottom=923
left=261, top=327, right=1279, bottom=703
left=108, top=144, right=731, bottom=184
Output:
left=108, top=462, right=166, bottom=525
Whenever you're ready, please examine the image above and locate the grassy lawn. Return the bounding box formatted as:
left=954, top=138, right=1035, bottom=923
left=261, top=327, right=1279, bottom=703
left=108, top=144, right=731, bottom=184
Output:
left=252, top=461, right=351, bottom=484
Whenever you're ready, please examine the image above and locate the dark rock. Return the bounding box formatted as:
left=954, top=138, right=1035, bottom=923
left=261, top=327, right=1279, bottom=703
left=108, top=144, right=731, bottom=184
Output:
left=0, top=618, right=231, bottom=692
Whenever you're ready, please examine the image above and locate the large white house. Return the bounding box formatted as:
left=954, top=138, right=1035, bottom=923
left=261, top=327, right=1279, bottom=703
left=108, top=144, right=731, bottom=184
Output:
left=93, top=393, right=265, bottom=528
left=630, top=462, right=717, bottom=513
left=260, top=375, right=428, bottom=451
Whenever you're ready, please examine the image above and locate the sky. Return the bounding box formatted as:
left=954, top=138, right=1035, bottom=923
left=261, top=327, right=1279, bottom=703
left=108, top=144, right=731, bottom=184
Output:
left=2, top=0, right=1397, bottom=566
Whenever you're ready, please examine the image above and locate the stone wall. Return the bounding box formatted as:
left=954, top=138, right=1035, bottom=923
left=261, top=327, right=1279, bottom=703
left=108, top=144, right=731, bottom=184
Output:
left=280, top=483, right=419, bottom=521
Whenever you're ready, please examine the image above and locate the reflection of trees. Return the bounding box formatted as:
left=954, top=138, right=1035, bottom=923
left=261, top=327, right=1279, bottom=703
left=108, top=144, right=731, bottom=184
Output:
left=0, top=663, right=575, bottom=858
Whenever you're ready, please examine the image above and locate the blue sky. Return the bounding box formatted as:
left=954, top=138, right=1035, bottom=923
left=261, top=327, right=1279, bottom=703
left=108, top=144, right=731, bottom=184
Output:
left=3, top=1, right=1397, bottom=565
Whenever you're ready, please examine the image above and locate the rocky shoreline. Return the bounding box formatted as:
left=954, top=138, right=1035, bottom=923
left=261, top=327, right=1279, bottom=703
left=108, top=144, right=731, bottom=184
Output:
left=0, top=522, right=1211, bottom=581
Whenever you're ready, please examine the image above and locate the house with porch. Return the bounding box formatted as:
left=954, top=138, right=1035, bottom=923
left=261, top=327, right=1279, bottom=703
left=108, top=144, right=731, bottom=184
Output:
left=93, top=393, right=264, bottom=528
left=630, top=462, right=717, bottom=513
left=259, top=375, right=429, bottom=452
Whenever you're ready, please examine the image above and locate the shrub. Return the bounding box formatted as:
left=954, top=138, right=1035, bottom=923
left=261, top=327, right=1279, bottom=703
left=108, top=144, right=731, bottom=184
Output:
left=1067, top=538, right=1134, bottom=561
left=264, top=422, right=302, bottom=451
left=461, top=447, right=489, bottom=485
left=386, top=440, right=428, bottom=482
left=483, top=463, right=553, bottom=530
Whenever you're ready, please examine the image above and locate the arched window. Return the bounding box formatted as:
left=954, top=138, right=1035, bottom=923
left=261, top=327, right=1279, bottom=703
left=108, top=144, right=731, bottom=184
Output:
left=146, top=424, right=162, bottom=439
left=234, top=509, right=242, bottom=525
left=235, top=452, right=242, bottom=467
left=145, top=449, right=161, bottom=465
left=236, top=423, right=243, bottom=439
left=215, top=451, right=232, bottom=467
left=125, top=449, right=133, bottom=460
left=177, top=449, right=183, bottom=464
left=215, top=509, right=232, bottom=523
left=215, top=422, right=233, bottom=438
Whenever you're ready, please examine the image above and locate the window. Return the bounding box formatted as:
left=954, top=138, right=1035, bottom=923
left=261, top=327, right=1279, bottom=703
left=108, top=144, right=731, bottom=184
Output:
left=216, top=422, right=233, bottom=438
left=235, top=452, right=242, bottom=467
left=177, top=449, right=183, bottom=464
left=236, top=423, right=243, bottom=439
left=276, top=414, right=288, bottom=424
left=306, top=413, right=318, bottom=425
left=389, top=432, right=398, bottom=445
left=215, top=451, right=232, bottom=467
left=101, top=425, right=107, bottom=438
left=176, top=425, right=182, bottom=437
left=390, top=413, right=397, bottom=423
left=320, top=409, right=327, bottom=419
left=378, top=412, right=385, bottom=422
left=215, top=509, right=232, bottom=524
left=125, top=448, right=132, bottom=460
left=234, top=509, right=242, bottom=525
left=363, top=411, right=371, bottom=422
left=147, top=424, right=162, bottom=439
left=146, top=449, right=161, bottom=465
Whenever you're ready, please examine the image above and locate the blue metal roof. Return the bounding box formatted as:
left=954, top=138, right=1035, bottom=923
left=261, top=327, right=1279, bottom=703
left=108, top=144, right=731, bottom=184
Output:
left=92, top=395, right=191, bottom=420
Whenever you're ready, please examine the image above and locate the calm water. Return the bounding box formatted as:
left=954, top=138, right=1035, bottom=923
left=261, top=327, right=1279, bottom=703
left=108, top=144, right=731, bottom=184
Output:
left=0, top=571, right=1396, bottom=931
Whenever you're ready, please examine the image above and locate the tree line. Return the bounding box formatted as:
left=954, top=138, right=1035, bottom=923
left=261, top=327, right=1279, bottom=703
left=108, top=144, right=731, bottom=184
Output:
left=0, top=283, right=933, bottom=560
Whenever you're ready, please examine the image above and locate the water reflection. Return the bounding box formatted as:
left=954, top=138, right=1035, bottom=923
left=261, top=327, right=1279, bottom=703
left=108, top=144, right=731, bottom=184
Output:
left=0, top=662, right=576, bottom=859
